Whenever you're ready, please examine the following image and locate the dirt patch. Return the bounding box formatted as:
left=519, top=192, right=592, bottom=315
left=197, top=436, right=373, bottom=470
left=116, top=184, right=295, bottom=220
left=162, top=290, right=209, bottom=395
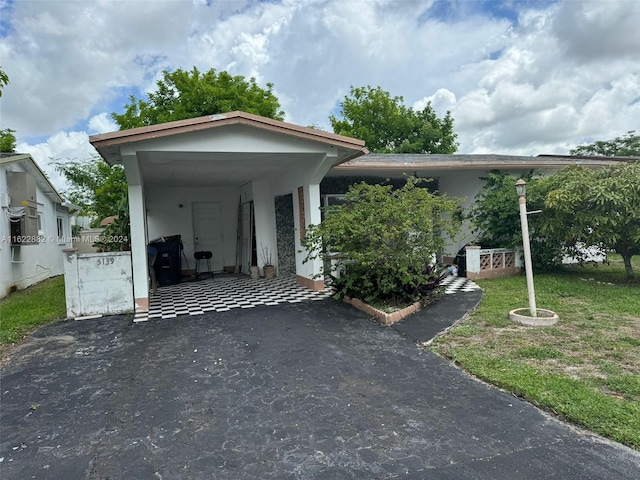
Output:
left=0, top=343, right=18, bottom=368
left=0, top=335, right=77, bottom=368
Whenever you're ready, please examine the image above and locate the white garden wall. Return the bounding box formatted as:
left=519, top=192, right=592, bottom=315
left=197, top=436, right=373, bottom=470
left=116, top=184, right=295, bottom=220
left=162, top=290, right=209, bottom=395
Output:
left=63, top=250, right=133, bottom=317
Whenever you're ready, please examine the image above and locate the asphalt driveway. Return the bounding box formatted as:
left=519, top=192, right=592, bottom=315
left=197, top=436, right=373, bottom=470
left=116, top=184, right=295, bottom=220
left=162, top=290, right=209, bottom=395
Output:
left=1, top=295, right=639, bottom=479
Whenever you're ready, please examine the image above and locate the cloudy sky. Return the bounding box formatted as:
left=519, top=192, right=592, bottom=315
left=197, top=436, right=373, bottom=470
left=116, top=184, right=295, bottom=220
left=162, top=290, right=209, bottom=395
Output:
left=1, top=0, right=639, bottom=191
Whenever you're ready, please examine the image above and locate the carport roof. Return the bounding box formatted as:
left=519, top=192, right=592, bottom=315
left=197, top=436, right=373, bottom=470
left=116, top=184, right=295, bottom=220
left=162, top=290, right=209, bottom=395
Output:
left=89, top=110, right=368, bottom=166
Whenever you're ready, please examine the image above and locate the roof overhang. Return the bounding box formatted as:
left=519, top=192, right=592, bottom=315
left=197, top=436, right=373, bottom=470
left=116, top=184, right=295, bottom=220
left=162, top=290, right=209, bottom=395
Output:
left=0, top=153, right=65, bottom=204
left=90, top=111, right=368, bottom=188
left=330, top=153, right=632, bottom=175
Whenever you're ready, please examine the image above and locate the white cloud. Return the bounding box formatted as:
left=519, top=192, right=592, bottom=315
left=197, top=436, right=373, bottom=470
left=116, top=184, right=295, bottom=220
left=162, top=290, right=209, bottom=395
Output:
left=447, top=0, right=640, bottom=154
left=16, top=131, right=99, bottom=193
left=1, top=0, right=639, bottom=163
left=88, top=113, right=117, bottom=135
left=413, top=89, right=457, bottom=116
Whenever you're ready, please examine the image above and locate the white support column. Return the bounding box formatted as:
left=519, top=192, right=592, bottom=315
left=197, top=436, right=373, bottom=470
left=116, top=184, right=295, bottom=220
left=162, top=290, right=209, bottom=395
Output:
left=290, top=150, right=338, bottom=291
left=251, top=180, right=278, bottom=274
left=293, top=181, right=324, bottom=291
left=121, top=154, right=149, bottom=312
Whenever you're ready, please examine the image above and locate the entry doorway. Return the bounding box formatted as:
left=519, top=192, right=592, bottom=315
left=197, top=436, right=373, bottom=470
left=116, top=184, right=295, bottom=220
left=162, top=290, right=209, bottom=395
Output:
left=192, top=202, right=223, bottom=271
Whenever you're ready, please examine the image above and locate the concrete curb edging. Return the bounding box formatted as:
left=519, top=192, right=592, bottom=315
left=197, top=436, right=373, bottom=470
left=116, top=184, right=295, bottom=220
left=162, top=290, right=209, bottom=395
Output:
left=509, top=308, right=559, bottom=326
left=343, top=296, right=422, bottom=325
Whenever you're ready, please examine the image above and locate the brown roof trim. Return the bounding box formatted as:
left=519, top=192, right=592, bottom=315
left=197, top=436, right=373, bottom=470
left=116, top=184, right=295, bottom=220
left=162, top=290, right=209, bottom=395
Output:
left=333, top=153, right=627, bottom=172
left=536, top=154, right=638, bottom=162
left=89, top=111, right=366, bottom=151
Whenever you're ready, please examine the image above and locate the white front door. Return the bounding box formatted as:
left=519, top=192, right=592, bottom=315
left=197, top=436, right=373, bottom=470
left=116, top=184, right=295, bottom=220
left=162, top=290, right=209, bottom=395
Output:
left=193, top=202, right=223, bottom=271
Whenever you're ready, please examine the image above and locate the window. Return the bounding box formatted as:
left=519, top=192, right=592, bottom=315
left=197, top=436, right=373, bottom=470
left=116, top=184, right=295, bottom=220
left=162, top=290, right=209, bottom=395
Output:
left=57, top=217, right=64, bottom=242
left=321, top=194, right=348, bottom=221
left=37, top=212, right=43, bottom=236
left=323, top=194, right=348, bottom=209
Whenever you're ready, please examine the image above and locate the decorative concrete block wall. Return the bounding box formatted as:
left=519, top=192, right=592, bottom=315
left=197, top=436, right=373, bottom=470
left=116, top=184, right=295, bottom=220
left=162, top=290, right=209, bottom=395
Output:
left=466, top=246, right=522, bottom=280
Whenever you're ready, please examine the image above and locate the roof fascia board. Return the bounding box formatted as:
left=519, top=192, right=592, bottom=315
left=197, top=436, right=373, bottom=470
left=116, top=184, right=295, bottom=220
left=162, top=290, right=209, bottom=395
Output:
left=334, top=152, right=627, bottom=172
left=90, top=111, right=366, bottom=152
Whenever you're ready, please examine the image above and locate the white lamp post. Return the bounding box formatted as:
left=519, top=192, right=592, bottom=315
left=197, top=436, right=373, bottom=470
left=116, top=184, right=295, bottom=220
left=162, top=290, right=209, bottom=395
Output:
left=515, top=179, right=537, bottom=317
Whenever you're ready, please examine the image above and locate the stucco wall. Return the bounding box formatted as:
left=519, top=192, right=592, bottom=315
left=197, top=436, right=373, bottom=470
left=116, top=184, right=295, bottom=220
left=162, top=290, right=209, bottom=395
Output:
left=73, top=228, right=103, bottom=254
left=145, top=186, right=240, bottom=271
left=63, top=250, right=133, bottom=317
left=0, top=162, right=73, bottom=298
left=437, top=170, right=486, bottom=257
left=438, top=167, right=565, bottom=257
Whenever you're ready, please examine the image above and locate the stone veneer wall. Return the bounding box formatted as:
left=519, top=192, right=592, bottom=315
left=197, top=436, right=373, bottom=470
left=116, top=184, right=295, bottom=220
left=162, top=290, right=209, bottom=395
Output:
left=275, top=194, right=295, bottom=276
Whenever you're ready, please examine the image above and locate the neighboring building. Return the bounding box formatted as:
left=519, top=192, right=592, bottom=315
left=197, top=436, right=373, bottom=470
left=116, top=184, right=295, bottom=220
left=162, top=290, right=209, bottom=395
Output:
left=0, top=153, right=79, bottom=298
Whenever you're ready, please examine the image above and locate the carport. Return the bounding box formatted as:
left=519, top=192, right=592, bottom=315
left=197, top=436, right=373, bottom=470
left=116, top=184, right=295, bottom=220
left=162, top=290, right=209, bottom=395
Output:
left=90, top=111, right=367, bottom=314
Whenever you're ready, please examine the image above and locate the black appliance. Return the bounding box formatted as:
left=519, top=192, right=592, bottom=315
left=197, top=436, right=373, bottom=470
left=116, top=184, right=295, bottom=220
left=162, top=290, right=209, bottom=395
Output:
left=149, top=236, right=182, bottom=286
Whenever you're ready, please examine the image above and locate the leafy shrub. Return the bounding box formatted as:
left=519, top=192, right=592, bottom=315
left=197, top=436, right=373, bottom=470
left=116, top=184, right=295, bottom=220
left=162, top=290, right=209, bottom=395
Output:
left=302, top=177, right=462, bottom=305
left=331, top=262, right=450, bottom=305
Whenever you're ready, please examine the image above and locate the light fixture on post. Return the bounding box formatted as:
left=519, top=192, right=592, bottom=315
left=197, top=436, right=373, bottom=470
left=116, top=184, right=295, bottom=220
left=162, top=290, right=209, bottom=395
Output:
left=509, top=179, right=559, bottom=326
left=515, top=179, right=536, bottom=317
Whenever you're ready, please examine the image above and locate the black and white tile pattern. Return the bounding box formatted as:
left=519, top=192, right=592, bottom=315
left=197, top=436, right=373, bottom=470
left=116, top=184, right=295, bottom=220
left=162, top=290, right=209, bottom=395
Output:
left=134, top=275, right=333, bottom=322
left=133, top=274, right=481, bottom=322
left=440, top=275, right=481, bottom=295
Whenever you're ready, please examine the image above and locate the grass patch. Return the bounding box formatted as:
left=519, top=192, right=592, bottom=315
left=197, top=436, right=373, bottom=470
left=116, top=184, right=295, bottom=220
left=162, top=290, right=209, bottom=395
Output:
left=432, top=254, right=640, bottom=449
left=513, top=345, right=563, bottom=360
left=0, top=276, right=67, bottom=345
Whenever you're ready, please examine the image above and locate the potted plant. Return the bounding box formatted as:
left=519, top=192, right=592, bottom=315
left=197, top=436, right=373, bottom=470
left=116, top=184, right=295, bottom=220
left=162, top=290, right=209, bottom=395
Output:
left=260, top=244, right=276, bottom=279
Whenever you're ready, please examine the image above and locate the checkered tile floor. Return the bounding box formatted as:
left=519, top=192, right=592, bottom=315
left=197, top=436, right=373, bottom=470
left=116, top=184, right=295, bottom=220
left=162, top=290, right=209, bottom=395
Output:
left=441, top=275, right=481, bottom=295
left=133, top=274, right=481, bottom=322
left=134, top=274, right=334, bottom=322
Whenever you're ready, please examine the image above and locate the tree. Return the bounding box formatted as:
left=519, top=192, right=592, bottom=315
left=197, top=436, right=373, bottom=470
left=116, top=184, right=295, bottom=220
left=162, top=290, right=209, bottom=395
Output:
left=0, top=66, right=8, bottom=97
left=330, top=85, right=458, bottom=153
left=0, top=128, right=16, bottom=153
left=302, top=178, right=462, bottom=305
left=111, top=67, right=284, bottom=129
left=467, top=171, right=563, bottom=270
left=468, top=171, right=530, bottom=248
left=54, top=156, right=128, bottom=228
left=540, top=162, right=640, bottom=280
left=93, top=195, right=131, bottom=252
left=95, top=67, right=284, bottom=250
left=571, top=131, right=640, bottom=157
left=0, top=69, right=15, bottom=153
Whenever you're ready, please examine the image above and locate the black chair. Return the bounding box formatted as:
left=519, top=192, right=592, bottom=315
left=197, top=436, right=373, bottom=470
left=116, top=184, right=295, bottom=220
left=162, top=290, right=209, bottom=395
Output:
left=194, top=251, right=213, bottom=279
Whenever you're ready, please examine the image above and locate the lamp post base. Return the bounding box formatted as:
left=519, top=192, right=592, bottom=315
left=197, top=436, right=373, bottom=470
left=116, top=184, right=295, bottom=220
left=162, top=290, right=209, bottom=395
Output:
left=509, top=308, right=559, bottom=326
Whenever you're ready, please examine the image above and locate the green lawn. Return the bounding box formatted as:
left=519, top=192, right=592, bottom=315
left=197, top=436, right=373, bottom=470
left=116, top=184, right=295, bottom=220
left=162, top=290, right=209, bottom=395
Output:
left=0, top=275, right=67, bottom=345
left=431, top=254, right=640, bottom=449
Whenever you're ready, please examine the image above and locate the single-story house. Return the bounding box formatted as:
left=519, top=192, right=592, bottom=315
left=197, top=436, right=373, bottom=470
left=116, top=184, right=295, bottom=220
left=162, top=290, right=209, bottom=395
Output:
left=88, top=111, right=627, bottom=315
left=0, top=153, right=79, bottom=298
left=324, top=153, right=627, bottom=263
